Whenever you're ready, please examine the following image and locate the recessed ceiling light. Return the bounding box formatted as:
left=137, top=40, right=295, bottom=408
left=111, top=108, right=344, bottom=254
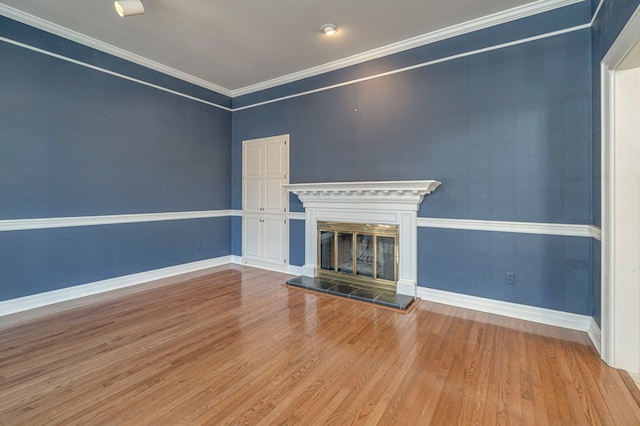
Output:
left=114, top=0, right=144, bottom=17
left=321, top=24, right=338, bottom=36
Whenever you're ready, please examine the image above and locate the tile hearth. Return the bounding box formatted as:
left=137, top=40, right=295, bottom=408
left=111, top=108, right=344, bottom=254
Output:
left=286, top=276, right=414, bottom=310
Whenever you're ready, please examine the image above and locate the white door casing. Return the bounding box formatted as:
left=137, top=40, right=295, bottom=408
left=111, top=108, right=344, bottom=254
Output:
left=601, top=4, right=640, bottom=375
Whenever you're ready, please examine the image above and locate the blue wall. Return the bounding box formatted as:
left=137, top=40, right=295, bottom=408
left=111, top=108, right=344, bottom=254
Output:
left=232, top=3, right=594, bottom=315
left=0, top=18, right=231, bottom=301
left=3, top=1, right=625, bottom=318
left=1, top=218, right=230, bottom=300
left=419, top=229, right=592, bottom=314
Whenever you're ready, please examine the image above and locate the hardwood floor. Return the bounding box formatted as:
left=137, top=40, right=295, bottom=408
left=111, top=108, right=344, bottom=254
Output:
left=1, top=265, right=639, bottom=425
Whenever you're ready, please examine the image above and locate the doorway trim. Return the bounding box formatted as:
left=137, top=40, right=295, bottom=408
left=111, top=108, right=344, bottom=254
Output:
left=601, top=4, right=640, bottom=374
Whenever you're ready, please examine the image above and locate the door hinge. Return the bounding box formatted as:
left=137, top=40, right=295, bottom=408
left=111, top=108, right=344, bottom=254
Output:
left=284, top=219, right=287, bottom=224
left=284, top=259, right=287, bottom=263
left=284, top=174, right=287, bottom=179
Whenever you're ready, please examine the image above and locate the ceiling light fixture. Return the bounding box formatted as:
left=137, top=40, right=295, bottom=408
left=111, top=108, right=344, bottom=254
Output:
left=321, top=24, right=338, bottom=36
left=114, top=0, right=144, bottom=17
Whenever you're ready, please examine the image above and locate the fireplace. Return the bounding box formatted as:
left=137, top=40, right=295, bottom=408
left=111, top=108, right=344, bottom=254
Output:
left=283, top=180, right=440, bottom=297
left=318, top=222, right=398, bottom=290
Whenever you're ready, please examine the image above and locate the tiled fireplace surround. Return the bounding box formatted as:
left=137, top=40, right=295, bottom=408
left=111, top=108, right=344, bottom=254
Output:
left=283, top=181, right=441, bottom=297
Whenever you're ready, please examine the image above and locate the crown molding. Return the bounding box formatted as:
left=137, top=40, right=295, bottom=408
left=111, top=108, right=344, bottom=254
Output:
left=231, top=0, right=584, bottom=96
left=0, top=0, right=585, bottom=99
left=0, top=4, right=232, bottom=97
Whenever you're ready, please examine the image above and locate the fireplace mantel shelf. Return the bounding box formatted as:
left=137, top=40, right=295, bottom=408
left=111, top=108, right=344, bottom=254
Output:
left=283, top=180, right=441, bottom=208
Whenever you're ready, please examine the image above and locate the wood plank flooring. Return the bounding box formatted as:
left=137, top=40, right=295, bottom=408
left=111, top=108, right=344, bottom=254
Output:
left=1, top=265, right=639, bottom=425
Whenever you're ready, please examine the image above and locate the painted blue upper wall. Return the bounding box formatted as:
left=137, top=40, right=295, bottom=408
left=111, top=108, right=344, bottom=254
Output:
left=0, top=16, right=231, bottom=108
left=0, top=19, right=232, bottom=219
left=232, top=5, right=592, bottom=225
left=0, top=17, right=233, bottom=301
left=233, top=2, right=591, bottom=109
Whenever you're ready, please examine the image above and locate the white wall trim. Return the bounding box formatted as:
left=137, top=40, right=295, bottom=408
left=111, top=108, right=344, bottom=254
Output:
left=588, top=318, right=602, bottom=355
left=233, top=24, right=590, bottom=111
left=282, top=214, right=601, bottom=239
left=232, top=0, right=584, bottom=96
left=0, top=4, right=232, bottom=97
left=288, top=212, right=306, bottom=221
left=418, top=217, right=597, bottom=238
left=287, top=265, right=303, bottom=276
left=417, top=286, right=593, bottom=332
left=0, top=210, right=235, bottom=232
left=230, top=254, right=300, bottom=275
left=0, top=256, right=233, bottom=317
left=588, top=225, right=602, bottom=241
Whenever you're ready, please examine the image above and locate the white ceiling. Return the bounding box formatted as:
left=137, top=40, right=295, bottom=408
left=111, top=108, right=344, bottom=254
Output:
left=0, top=0, right=569, bottom=95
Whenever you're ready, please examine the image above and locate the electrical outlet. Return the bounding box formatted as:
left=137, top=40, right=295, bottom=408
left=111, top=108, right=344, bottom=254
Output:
left=196, top=241, right=202, bottom=251
left=505, top=272, right=516, bottom=285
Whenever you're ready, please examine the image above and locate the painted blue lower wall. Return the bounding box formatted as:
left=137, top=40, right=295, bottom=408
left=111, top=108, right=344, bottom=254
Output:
left=419, top=228, right=592, bottom=315
left=0, top=218, right=230, bottom=301
left=231, top=216, right=242, bottom=256
left=289, top=220, right=306, bottom=267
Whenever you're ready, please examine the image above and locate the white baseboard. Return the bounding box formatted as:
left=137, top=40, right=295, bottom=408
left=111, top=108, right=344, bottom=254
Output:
left=0, top=256, right=233, bottom=317
left=417, top=286, right=592, bottom=332
left=287, top=265, right=303, bottom=275
left=232, top=255, right=300, bottom=275
left=588, top=318, right=602, bottom=355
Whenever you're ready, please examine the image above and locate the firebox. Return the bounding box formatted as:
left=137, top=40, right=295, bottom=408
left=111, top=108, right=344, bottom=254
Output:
left=318, top=221, right=399, bottom=291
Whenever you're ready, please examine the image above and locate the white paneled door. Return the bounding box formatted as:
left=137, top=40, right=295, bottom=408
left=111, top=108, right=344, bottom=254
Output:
left=242, top=135, right=289, bottom=270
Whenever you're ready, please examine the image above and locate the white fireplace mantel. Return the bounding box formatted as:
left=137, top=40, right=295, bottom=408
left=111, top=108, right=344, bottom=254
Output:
left=283, top=180, right=441, bottom=297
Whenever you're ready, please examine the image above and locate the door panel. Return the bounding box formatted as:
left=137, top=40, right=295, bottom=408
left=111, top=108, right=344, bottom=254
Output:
left=243, top=215, right=262, bottom=260
left=244, top=144, right=263, bottom=178
left=244, top=179, right=262, bottom=212
left=265, top=140, right=285, bottom=177
left=264, top=217, right=285, bottom=264
left=264, top=178, right=285, bottom=213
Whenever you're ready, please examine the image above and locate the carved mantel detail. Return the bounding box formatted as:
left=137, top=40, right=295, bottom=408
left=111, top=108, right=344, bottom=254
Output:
left=283, top=180, right=441, bottom=297
left=283, top=181, right=440, bottom=211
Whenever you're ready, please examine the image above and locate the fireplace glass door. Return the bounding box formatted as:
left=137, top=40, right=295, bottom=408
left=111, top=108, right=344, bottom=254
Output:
left=318, top=222, right=398, bottom=289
